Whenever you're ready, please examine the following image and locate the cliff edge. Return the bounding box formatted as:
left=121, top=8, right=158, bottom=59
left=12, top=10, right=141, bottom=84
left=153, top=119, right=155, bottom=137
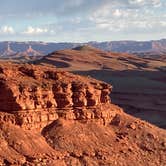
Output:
left=0, top=62, right=165, bottom=165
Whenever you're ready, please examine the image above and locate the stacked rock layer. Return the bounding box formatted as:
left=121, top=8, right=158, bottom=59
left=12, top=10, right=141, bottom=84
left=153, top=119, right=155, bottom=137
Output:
left=0, top=63, right=117, bottom=130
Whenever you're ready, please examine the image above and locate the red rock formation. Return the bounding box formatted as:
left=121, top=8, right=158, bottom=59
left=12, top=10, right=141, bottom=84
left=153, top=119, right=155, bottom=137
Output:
left=0, top=62, right=165, bottom=165
left=36, top=46, right=166, bottom=129
left=0, top=62, right=112, bottom=130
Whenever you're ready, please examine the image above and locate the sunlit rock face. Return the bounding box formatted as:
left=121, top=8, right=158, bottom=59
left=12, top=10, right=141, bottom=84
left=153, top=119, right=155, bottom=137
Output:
left=0, top=62, right=165, bottom=166
left=0, top=62, right=115, bottom=130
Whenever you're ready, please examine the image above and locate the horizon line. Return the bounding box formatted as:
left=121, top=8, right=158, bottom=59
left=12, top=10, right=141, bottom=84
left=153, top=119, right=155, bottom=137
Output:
left=0, top=38, right=165, bottom=43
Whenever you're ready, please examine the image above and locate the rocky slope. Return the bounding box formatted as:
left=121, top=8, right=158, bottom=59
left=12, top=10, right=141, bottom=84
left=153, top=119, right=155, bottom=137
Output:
left=35, top=45, right=166, bottom=128
left=36, top=45, right=166, bottom=71
left=0, top=62, right=165, bottom=165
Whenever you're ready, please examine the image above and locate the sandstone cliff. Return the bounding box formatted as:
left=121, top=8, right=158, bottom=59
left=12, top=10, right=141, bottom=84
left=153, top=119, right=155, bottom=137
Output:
left=0, top=62, right=112, bottom=130
left=0, top=62, right=165, bottom=165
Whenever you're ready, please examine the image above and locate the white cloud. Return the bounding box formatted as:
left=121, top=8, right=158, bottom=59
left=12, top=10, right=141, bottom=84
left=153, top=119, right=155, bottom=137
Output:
left=96, top=20, right=128, bottom=32
left=0, top=0, right=165, bottom=41
left=23, top=26, right=48, bottom=35
left=160, top=21, right=166, bottom=27
left=90, top=5, right=137, bottom=23
left=113, top=9, right=122, bottom=17
left=128, top=0, right=161, bottom=7
left=95, top=18, right=166, bottom=34
left=132, top=20, right=153, bottom=28
left=88, top=0, right=165, bottom=34
left=0, top=26, right=15, bottom=34
left=129, top=0, right=146, bottom=5
left=70, top=17, right=81, bottom=24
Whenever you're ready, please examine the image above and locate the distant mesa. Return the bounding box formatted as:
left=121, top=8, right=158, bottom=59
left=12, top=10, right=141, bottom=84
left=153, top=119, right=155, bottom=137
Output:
left=36, top=44, right=166, bottom=72
left=0, top=39, right=166, bottom=59
left=1, top=42, right=16, bottom=56
left=14, top=46, right=44, bottom=62
left=23, top=45, right=43, bottom=56
left=72, top=45, right=101, bottom=52
left=0, top=43, right=43, bottom=61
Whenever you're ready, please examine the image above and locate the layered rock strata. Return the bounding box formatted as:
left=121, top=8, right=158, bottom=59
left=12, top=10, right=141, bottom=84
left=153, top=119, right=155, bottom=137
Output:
left=0, top=62, right=166, bottom=166
left=0, top=63, right=115, bottom=130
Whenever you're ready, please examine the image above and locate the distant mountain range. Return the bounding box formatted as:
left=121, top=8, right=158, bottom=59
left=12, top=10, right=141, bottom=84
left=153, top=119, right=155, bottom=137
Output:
left=0, top=39, right=166, bottom=58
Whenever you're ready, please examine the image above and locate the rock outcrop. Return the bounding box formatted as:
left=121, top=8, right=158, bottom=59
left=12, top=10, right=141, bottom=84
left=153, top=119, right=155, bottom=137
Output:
left=35, top=46, right=166, bottom=129
left=0, top=62, right=165, bottom=166
left=0, top=62, right=114, bottom=130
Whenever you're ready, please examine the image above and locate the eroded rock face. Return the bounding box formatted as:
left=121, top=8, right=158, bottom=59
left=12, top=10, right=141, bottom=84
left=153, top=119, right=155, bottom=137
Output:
left=0, top=63, right=113, bottom=130
left=0, top=62, right=166, bottom=166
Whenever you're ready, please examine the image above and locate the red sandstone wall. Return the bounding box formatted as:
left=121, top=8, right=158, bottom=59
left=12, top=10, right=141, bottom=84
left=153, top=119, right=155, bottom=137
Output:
left=0, top=63, right=114, bottom=130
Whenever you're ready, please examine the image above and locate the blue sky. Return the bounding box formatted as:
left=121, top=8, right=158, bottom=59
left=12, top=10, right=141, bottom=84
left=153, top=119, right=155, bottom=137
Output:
left=0, top=0, right=166, bottom=42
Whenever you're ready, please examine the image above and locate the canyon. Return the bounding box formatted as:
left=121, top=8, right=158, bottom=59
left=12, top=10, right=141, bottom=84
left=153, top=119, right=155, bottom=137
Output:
left=0, top=62, right=166, bottom=165
left=36, top=45, right=166, bottom=129
left=0, top=39, right=166, bottom=59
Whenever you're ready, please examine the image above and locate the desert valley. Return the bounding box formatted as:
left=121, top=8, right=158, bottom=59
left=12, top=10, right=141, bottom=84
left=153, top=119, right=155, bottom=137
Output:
left=1, top=41, right=165, bottom=128
left=0, top=40, right=166, bottom=165
left=0, top=0, right=166, bottom=165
